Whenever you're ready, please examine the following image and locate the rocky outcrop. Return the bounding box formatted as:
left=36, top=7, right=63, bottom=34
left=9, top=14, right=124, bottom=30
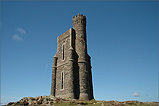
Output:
left=5, top=95, right=91, bottom=106
left=5, top=95, right=159, bottom=106
left=6, top=95, right=64, bottom=106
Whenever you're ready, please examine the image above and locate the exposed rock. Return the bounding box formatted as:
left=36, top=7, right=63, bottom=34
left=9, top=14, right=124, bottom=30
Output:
left=4, top=95, right=159, bottom=106
left=6, top=102, right=14, bottom=105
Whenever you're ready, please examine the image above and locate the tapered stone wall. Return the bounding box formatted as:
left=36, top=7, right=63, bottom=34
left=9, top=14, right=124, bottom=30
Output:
left=51, top=13, right=94, bottom=100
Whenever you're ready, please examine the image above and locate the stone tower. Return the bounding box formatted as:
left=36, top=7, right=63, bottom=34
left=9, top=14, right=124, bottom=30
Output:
left=51, top=13, right=94, bottom=100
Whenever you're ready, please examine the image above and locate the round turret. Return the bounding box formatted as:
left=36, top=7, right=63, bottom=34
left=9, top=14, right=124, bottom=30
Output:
left=72, top=13, right=90, bottom=100
left=73, top=13, right=86, bottom=27
left=72, top=13, right=87, bottom=59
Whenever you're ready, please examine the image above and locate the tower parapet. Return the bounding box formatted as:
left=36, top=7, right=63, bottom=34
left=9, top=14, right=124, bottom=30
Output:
left=73, top=13, right=86, bottom=26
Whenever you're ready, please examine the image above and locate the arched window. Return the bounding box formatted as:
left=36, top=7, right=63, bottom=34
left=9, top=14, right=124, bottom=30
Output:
left=61, top=72, right=64, bottom=89
left=62, top=44, right=64, bottom=60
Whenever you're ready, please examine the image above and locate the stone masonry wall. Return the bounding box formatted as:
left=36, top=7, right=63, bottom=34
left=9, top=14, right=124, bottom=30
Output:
left=51, top=14, right=94, bottom=100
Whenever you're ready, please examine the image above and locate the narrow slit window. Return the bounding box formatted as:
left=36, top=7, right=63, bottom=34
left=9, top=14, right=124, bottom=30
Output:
left=61, top=72, right=64, bottom=89
left=63, top=45, right=64, bottom=60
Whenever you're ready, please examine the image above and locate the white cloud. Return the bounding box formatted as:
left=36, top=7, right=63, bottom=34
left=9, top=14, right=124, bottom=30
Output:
left=12, top=34, right=23, bottom=41
left=16, top=27, right=26, bottom=35
left=133, top=92, right=140, bottom=97
left=13, top=27, right=26, bottom=41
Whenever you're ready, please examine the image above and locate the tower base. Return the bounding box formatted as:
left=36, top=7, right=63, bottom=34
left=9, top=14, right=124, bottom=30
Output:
left=79, top=93, right=89, bottom=100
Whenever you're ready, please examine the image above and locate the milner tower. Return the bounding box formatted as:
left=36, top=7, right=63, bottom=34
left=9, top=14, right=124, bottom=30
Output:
left=51, top=13, right=94, bottom=100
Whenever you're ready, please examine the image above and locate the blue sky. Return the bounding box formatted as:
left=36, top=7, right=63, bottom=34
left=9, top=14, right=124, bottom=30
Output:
left=1, top=1, right=158, bottom=105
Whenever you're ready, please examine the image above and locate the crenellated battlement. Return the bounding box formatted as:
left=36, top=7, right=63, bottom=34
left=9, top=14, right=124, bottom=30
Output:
left=73, top=13, right=86, bottom=18
left=73, top=13, right=86, bottom=25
